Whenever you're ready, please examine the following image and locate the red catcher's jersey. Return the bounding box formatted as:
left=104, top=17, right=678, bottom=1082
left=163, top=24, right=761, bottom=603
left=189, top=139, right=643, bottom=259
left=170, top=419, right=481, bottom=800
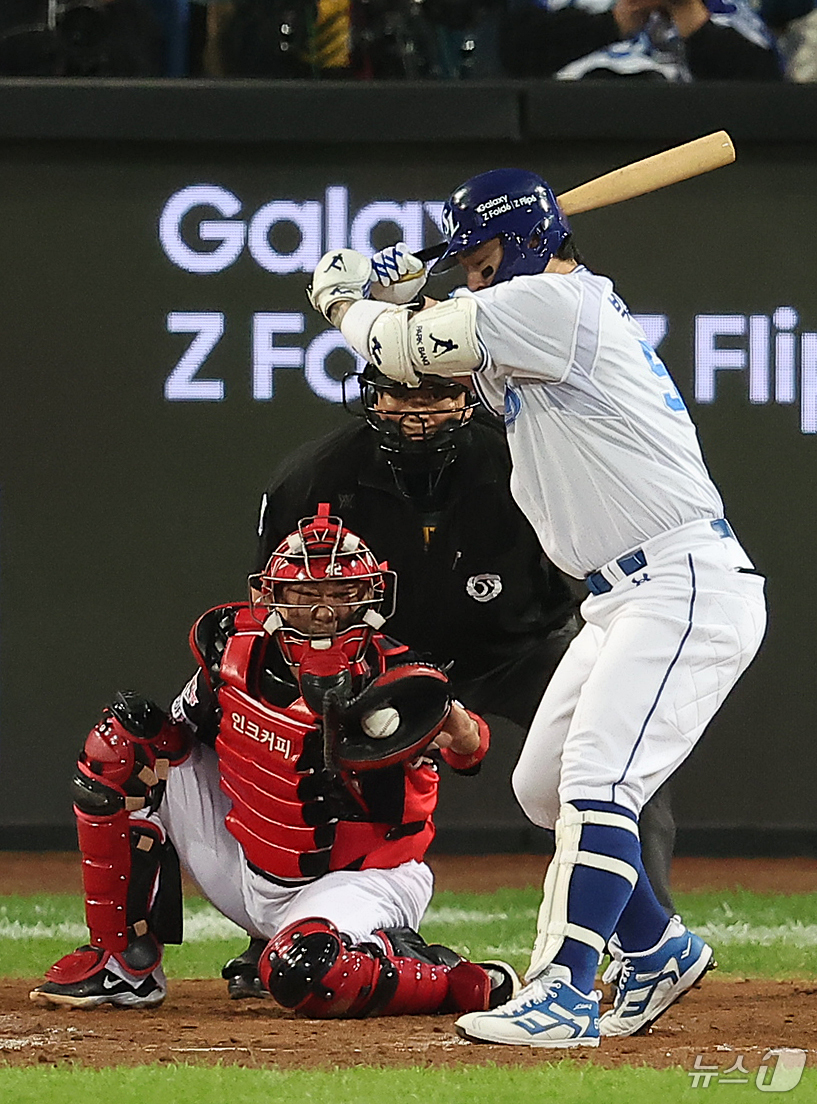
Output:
left=190, top=605, right=440, bottom=885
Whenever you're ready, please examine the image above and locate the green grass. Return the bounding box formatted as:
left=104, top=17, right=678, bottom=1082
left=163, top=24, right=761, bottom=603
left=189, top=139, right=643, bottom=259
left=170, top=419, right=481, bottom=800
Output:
left=3, top=887, right=816, bottom=981
left=3, top=1063, right=816, bottom=1104
left=420, top=887, right=817, bottom=980
left=4, top=888, right=815, bottom=1099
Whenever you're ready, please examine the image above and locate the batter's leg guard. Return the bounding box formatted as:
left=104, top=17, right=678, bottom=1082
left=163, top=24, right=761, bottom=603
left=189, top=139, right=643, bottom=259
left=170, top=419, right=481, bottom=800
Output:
left=527, top=801, right=641, bottom=994
left=258, top=918, right=516, bottom=1018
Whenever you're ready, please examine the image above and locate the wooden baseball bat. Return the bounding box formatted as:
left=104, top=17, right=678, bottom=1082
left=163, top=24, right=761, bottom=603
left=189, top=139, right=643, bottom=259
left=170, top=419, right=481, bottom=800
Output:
left=411, top=130, right=735, bottom=267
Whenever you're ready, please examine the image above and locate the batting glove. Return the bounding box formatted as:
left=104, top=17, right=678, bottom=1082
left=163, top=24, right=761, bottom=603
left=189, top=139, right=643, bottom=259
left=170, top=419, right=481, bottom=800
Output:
left=369, top=242, right=428, bottom=304
left=308, top=248, right=372, bottom=322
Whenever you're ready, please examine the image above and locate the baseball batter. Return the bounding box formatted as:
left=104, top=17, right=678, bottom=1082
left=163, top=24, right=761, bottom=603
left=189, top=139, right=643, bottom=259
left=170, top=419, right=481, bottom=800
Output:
left=306, top=169, right=767, bottom=1047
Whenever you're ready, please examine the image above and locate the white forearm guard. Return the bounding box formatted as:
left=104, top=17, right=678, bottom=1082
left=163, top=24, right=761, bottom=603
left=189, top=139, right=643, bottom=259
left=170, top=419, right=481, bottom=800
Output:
left=364, top=297, right=486, bottom=387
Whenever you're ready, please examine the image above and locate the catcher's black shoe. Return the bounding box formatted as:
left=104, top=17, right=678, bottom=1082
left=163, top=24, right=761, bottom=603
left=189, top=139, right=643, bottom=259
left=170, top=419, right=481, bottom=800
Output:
left=222, top=937, right=270, bottom=999
left=30, top=938, right=166, bottom=1010
left=479, top=961, right=521, bottom=1008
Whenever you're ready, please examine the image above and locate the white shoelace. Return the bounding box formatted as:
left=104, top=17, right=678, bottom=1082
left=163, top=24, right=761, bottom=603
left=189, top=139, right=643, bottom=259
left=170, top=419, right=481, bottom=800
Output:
left=497, top=975, right=602, bottom=1014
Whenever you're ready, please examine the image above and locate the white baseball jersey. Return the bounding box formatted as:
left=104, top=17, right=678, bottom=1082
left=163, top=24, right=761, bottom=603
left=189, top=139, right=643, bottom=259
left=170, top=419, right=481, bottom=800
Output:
left=460, top=266, right=725, bottom=578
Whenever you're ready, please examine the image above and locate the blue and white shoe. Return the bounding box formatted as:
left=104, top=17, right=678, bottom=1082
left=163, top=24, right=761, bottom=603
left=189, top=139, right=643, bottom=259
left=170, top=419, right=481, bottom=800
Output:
left=455, top=965, right=600, bottom=1047
left=599, top=917, right=714, bottom=1037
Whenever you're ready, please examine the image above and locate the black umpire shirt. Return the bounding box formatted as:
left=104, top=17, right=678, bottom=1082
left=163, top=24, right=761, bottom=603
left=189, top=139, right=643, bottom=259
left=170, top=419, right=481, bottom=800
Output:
left=254, top=412, right=579, bottom=728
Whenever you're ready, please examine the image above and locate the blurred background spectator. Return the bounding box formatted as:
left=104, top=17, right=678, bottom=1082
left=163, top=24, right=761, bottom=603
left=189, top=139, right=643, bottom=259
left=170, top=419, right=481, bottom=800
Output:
left=0, top=0, right=164, bottom=75
left=0, top=1, right=807, bottom=82
left=0, top=0, right=508, bottom=78
left=759, top=0, right=817, bottom=78
left=218, top=0, right=505, bottom=78
left=499, top=0, right=783, bottom=79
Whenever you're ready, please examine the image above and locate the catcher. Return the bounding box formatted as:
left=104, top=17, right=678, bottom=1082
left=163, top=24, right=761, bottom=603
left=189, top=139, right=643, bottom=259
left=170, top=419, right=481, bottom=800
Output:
left=30, top=505, right=517, bottom=1018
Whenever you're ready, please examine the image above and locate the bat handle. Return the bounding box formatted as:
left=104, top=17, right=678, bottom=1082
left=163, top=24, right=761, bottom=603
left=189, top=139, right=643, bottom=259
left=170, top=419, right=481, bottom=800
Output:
left=415, top=242, right=447, bottom=264
left=392, top=241, right=447, bottom=283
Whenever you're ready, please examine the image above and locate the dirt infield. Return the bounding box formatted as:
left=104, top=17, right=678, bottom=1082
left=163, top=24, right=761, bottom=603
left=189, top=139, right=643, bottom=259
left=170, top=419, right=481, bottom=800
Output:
left=3, top=978, right=816, bottom=1072
left=4, top=851, right=817, bottom=897
left=2, top=853, right=816, bottom=1071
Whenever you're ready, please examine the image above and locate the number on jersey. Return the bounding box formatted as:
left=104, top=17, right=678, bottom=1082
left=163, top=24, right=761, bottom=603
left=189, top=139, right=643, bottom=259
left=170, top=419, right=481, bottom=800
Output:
left=638, top=339, right=686, bottom=413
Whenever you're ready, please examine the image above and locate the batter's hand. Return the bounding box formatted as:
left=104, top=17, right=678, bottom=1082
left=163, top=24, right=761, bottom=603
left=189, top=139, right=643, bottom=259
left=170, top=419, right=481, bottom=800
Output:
left=308, top=249, right=371, bottom=322
left=370, top=242, right=429, bottom=305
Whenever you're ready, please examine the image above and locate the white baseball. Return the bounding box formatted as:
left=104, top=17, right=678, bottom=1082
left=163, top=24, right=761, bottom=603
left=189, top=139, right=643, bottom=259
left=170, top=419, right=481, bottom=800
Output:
left=360, top=706, right=401, bottom=740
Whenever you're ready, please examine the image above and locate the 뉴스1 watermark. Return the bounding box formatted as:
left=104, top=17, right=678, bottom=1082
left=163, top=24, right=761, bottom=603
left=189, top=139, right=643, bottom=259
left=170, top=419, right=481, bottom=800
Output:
left=689, top=1049, right=807, bottom=1091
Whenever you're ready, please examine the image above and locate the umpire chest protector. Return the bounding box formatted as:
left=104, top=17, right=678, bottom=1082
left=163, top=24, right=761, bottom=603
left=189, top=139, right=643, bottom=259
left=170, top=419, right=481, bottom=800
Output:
left=193, top=605, right=439, bottom=885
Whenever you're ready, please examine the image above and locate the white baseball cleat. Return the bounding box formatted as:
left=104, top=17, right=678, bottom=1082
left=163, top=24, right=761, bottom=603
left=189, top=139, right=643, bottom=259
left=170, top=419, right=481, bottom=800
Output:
left=455, top=965, right=600, bottom=1047
left=600, top=917, right=715, bottom=1037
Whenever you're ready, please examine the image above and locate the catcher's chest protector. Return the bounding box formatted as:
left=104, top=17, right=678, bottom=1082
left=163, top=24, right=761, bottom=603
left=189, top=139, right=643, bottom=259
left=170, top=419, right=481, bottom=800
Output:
left=211, top=609, right=439, bottom=882
left=215, top=616, right=331, bottom=883
left=216, top=683, right=324, bottom=884
left=212, top=609, right=389, bottom=883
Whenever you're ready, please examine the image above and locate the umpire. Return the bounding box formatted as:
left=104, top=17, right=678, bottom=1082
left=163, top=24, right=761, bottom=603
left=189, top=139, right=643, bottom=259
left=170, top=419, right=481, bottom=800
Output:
left=222, top=365, right=676, bottom=996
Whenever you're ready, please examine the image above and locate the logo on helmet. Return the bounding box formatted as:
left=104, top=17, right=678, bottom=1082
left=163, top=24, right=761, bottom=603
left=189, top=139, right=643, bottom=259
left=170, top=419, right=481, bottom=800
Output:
left=441, top=207, right=459, bottom=239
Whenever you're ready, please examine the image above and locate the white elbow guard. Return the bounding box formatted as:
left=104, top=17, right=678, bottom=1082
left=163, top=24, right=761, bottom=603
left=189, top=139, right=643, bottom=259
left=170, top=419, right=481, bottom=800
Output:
left=367, top=297, right=486, bottom=387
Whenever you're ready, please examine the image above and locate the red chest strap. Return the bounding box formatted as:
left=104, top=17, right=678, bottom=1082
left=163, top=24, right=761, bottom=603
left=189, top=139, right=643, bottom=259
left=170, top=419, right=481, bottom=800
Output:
left=219, top=608, right=267, bottom=694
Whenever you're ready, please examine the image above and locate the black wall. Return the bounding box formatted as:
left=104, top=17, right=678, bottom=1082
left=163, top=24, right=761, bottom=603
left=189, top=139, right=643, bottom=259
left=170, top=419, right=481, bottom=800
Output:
left=0, top=81, right=815, bottom=852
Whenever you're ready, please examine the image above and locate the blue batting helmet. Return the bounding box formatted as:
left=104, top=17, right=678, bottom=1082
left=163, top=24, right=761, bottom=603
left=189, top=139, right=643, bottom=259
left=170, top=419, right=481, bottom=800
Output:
left=432, top=168, right=570, bottom=284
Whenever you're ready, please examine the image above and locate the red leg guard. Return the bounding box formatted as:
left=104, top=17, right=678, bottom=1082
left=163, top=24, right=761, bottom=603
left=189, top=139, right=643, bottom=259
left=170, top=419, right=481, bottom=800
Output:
left=75, top=809, right=166, bottom=953
left=375, top=930, right=493, bottom=1015
left=443, top=961, right=494, bottom=1013
left=76, top=807, right=132, bottom=952
left=258, top=918, right=496, bottom=1019
left=71, top=694, right=189, bottom=954
left=44, top=933, right=163, bottom=986
left=374, top=953, right=452, bottom=1015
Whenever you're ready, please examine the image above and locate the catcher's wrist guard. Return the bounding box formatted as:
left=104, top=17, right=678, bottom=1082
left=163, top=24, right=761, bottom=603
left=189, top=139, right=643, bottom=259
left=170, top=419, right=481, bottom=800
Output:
left=440, top=709, right=490, bottom=774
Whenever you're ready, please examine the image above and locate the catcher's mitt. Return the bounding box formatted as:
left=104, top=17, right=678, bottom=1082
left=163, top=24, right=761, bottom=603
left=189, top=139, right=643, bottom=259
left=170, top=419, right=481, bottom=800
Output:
left=334, top=664, right=452, bottom=771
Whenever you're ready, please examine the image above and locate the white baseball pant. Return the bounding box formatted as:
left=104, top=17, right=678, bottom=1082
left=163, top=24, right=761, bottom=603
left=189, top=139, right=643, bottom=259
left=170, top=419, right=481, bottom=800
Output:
left=512, top=518, right=767, bottom=826
left=149, top=742, right=433, bottom=945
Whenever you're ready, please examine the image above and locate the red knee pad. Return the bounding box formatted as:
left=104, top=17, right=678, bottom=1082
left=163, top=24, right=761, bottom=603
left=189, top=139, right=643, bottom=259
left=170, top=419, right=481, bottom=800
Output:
left=259, top=918, right=384, bottom=1018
